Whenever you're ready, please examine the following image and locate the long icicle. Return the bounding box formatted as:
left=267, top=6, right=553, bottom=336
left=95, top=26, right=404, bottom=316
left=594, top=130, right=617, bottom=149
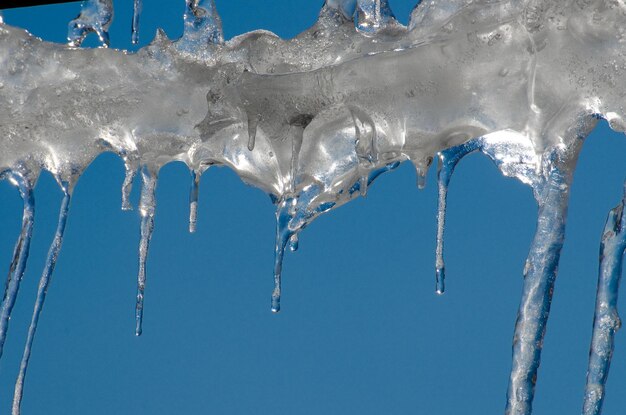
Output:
left=582, top=182, right=626, bottom=415
left=271, top=198, right=294, bottom=313
left=12, top=187, right=72, bottom=415
left=505, top=159, right=574, bottom=415
left=189, top=169, right=200, bottom=233
left=435, top=140, right=480, bottom=294
left=0, top=173, right=35, bottom=359
left=131, top=0, right=142, bottom=44
left=135, top=167, right=157, bottom=336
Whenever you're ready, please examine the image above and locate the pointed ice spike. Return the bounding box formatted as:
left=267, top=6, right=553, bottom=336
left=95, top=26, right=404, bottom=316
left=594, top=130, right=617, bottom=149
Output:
left=583, top=183, right=626, bottom=415
left=435, top=140, right=480, bottom=294
left=189, top=169, right=200, bottom=233
left=181, top=0, right=224, bottom=48
left=135, top=167, right=157, bottom=336
left=416, top=167, right=427, bottom=189
left=13, top=187, right=71, bottom=415
left=67, top=0, right=113, bottom=48
left=505, top=159, right=575, bottom=415
left=0, top=173, right=34, bottom=359
left=272, top=199, right=295, bottom=313
left=412, top=158, right=431, bottom=190
left=355, top=0, right=397, bottom=34
left=131, top=0, right=142, bottom=44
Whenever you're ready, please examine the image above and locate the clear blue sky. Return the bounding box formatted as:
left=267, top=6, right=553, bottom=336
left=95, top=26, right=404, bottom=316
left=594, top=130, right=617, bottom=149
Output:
left=0, top=1, right=625, bottom=414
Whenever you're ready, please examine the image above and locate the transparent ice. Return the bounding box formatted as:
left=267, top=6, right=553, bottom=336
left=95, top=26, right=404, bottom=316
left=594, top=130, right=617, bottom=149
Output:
left=0, top=0, right=625, bottom=414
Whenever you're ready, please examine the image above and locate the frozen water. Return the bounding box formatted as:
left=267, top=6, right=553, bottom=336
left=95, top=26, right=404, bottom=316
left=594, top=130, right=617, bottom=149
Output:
left=12, top=183, right=70, bottom=413
left=584, top=183, right=626, bottom=415
left=0, top=0, right=625, bottom=414
left=132, top=0, right=142, bottom=44
left=67, top=0, right=113, bottom=47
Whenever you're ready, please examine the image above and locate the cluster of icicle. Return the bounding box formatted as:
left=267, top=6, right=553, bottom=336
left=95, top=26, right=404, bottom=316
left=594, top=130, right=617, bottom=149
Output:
left=0, top=0, right=625, bottom=413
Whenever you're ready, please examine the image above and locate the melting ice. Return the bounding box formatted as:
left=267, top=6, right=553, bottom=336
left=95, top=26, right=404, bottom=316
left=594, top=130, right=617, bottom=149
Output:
left=0, top=0, right=625, bottom=414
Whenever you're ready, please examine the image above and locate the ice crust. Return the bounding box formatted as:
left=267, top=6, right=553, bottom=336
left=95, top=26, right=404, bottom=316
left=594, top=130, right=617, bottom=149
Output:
left=0, top=0, right=625, bottom=414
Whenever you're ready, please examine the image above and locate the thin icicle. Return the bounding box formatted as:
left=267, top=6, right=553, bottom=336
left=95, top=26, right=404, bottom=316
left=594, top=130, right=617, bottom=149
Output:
left=435, top=140, right=480, bottom=294
left=135, top=167, right=157, bottom=336
left=12, top=186, right=71, bottom=415
left=0, top=173, right=34, bottom=359
left=131, top=0, right=142, bottom=44
left=189, top=169, right=200, bottom=233
left=412, top=160, right=429, bottom=190
left=505, top=157, right=575, bottom=415
left=272, top=198, right=295, bottom=313
left=582, top=183, right=626, bottom=415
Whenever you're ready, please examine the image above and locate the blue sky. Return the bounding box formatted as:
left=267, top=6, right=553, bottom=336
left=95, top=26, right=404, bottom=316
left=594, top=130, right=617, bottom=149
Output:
left=0, top=1, right=625, bottom=414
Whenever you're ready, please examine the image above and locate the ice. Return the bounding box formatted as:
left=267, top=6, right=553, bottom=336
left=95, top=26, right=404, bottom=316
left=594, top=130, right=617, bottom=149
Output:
left=188, top=169, right=200, bottom=233
left=0, top=0, right=625, bottom=414
left=132, top=0, right=142, bottom=44
left=434, top=140, right=480, bottom=294
left=506, top=143, right=585, bottom=414
left=355, top=0, right=399, bottom=34
left=583, top=183, right=626, bottom=415
left=135, top=167, right=157, bottom=336
left=12, top=184, right=71, bottom=415
left=180, top=0, right=223, bottom=51
left=0, top=173, right=34, bottom=360
left=67, top=0, right=113, bottom=47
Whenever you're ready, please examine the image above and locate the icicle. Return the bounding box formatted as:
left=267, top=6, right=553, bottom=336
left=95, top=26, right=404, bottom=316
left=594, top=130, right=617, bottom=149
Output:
left=272, top=198, right=295, bottom=313
left=0, top=173, right=35, bottom=359
left=135, top=167, right=157, bottom=336
left=131, top=0, right=142, bottom=45
left=67, top=0, right=113, bottom=48
left=121, top=160, right=137, bottom=211
left=435, top=140, right=480, bottom=294
left=355, top=0, right=398, bottom=34
left=12, top=186, right=72, bottom=415
left=415, top=166, right=427, bottom=189
left=179, top=0, right=223, bottom=50
left=189, top=169, right=200, bottom=233
left=582, top=183, right=626, bottom=415
left=505, top=157, right=575, bottom=415
left=411, top=157, right=432, bottom=190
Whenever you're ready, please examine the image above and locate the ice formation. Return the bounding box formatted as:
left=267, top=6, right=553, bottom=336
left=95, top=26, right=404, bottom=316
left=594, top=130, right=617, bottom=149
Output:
left=0, top=0, right=625, bottom=414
